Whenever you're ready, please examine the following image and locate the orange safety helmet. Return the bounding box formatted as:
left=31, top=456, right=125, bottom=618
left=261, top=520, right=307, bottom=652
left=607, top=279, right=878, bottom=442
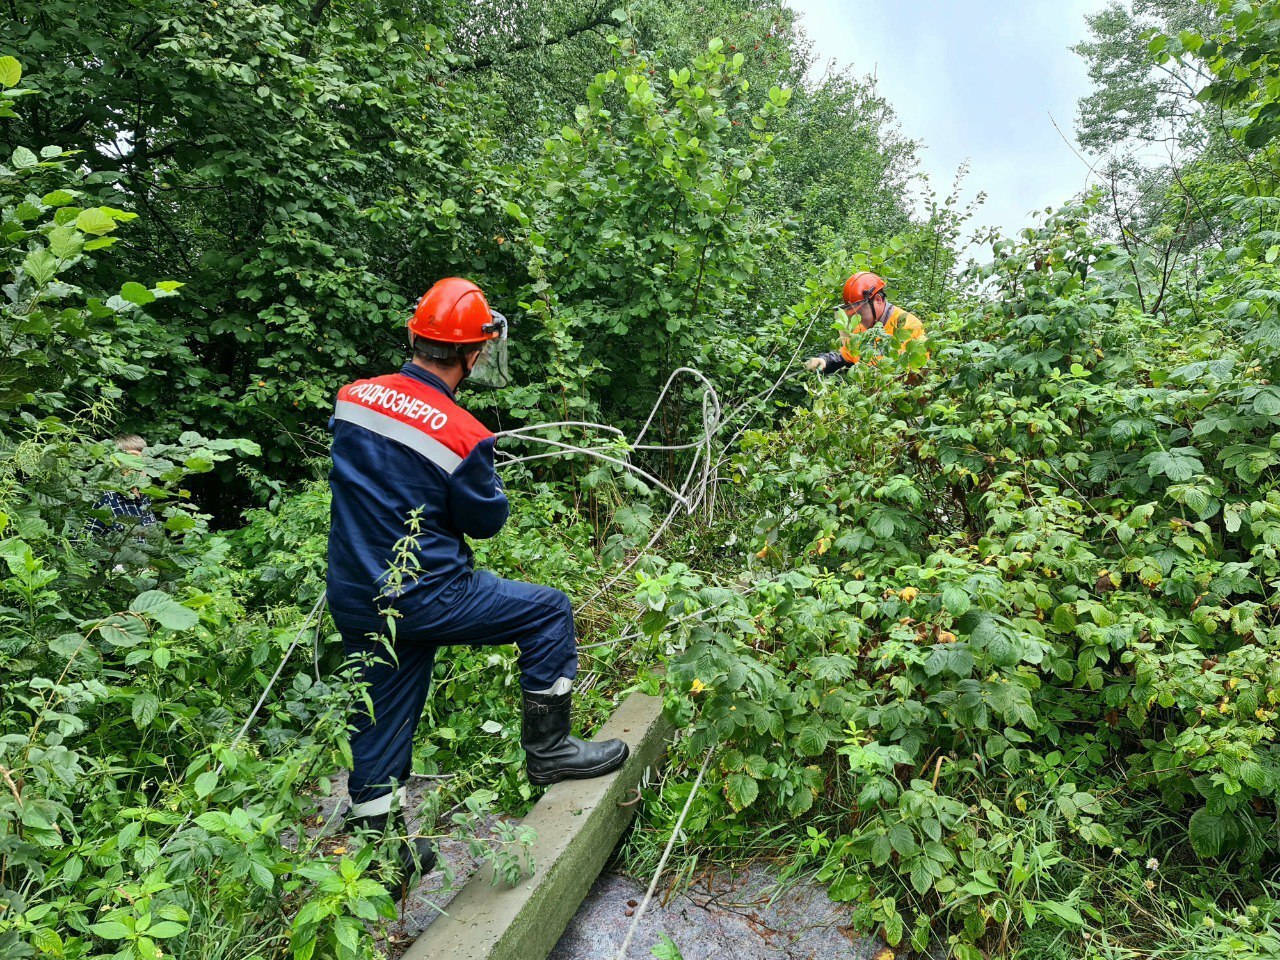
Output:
left=842, top=271, right=886, bottom=307
left=408, top=278, right=504, bottom=345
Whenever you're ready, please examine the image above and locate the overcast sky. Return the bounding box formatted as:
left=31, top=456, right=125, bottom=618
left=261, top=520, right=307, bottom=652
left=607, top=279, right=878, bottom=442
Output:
left=787, top=0, right=1110, bottom=244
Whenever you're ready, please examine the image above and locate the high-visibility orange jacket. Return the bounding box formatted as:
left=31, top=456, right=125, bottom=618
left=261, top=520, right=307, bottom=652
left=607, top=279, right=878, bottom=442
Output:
left=818, top=303, right=927, bottom=374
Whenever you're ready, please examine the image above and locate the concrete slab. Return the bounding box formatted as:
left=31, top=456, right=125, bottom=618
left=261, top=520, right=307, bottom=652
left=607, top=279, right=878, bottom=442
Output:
left=403, top=691, right=673, bottom=960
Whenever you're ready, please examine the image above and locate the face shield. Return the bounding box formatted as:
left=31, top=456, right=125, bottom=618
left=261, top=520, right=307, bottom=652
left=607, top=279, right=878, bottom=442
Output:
left=467, top=310, right=511, bottom=390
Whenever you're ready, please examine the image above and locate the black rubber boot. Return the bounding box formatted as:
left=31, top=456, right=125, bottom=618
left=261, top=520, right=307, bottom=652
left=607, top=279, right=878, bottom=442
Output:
left=346, top=807, right=436, bottom=900
left=521, top=690, right=629, bottom=786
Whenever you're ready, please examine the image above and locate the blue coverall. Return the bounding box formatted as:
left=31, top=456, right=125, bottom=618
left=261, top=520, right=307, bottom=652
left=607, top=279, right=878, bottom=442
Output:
left=327, top=362, right=578, bottom=806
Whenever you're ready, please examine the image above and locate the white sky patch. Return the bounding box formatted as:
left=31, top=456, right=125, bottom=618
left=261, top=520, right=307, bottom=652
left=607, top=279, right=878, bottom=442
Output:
left=788, top=0, right=1112, bottom=243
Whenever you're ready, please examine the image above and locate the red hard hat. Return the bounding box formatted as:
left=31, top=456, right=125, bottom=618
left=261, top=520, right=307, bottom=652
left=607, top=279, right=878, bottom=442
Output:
left=408, top=278, right=501, bottom=345
left=842, top=271, right=886, bottom=306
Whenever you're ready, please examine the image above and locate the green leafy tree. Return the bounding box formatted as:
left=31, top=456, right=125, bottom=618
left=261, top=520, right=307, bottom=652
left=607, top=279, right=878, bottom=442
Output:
left=3, top=1, right=519, bottom=509
left=501, top=34, right=792, bottom=431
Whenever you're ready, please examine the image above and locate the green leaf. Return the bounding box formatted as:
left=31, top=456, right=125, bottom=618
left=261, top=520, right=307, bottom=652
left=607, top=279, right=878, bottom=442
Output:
left=11, top=145, right=37, bottom=169
left=1253, top=387, right=1280, bottom=417
left=22, top=248, right=58, bottom=285
left=121, top=281, right=156, bottom=306
left=1040, top=900, right=1084, bottom=927
left=89, top=921, right=130, bottom=940
left=1143, top=448, right=1202, bottom=483
left=925, top=642, right=974, bottom=677
left=870, top=831, right=893, bottom=866
left=962, top=872, right=1001, bottom=896
left=333, top=918, right=360, bottom=951
left=146, top=921, right=185, bottom=939
left=723, top=772, right=758, bottom=812
left=1051, top=604, right=1076, bottom=631
left=50, top=633, right=88, bottom=660
left=941, top=585, right=971, bottom=615
left=49, top=225, right=83, bottom=259
left=132, top=692, right=160, bottom=728
left=249, top=859, right=274, bottom=892
left=42, top=188, right=76, bottom=207
left=1188, top=807, right=1227, bottom=858
left=117, top=821, right=142, bottom=850
left=888, top=823, right=917, bottom=856
left=194, top=770, right=219, bottom=799
left=0, top=56, right=21, bottom=89
left=98, top=615, right=148, bottom=648
left=909, top=862, right=933, bottom=894
left=76, top=207, right=117, bottom=236
left=883, top=910, right=904, bottom=946
left=794, top=722, right=830, bottom=757
left=30, top=929, right=62, bottom=953
left=130, top=591, right=199, bottom=631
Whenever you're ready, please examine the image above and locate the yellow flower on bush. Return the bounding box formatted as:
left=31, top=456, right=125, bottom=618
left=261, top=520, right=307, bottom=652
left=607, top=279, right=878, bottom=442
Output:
left=690, top=678, right=707, bottom=694
left=899, top=586, right=919, bottom=602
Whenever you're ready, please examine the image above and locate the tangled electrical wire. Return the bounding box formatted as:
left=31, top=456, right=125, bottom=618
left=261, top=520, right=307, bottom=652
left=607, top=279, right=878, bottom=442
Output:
left=495, top=366, right=724, bottom=612
left=492, top=304, right=827, bottom=615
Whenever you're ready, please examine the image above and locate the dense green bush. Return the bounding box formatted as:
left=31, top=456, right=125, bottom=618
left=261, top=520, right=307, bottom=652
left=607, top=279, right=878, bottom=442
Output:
left=6, top=2, right=1280, bottom=958
left=627, top=196, right=1280, bottom=958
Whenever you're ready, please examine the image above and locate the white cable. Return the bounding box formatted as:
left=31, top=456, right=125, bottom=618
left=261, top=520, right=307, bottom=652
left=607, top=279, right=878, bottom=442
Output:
left=494, top=367, right=723, bottom=524
left=497, top=434, right=691, bottom=505
left=613, top=748, right=715, bottom=960
left=717, top=304, right=826, bottom=459
left=576, top=597, right=730, bottom=651
left=498, top=420, right=628, bottom=439
left=228, top=591, right=328, bottom=754
left=633, top=366, right=722, bottom=448
left=494, top=326, right=820, bottom=614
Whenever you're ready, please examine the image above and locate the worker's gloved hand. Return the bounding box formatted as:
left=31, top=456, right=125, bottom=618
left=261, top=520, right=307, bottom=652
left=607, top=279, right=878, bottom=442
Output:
left=804, top=357, right=825, bottom=372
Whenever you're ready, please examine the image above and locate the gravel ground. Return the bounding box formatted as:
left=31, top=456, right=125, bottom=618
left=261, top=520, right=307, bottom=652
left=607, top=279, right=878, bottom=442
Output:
left=549, top=866, right=887, bottom=960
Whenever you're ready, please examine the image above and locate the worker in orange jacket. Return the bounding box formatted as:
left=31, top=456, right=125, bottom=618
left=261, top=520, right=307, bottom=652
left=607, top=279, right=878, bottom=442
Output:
left=805, top=271, right=926, bottom=374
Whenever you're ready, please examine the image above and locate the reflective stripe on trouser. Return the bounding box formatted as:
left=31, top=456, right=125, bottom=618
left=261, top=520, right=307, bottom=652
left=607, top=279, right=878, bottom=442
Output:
left=334, top=569, right=579, bottom=805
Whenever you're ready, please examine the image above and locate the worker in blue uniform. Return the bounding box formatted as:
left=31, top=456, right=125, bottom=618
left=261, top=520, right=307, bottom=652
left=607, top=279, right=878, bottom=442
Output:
left=326, top=278, right=629, bottom=895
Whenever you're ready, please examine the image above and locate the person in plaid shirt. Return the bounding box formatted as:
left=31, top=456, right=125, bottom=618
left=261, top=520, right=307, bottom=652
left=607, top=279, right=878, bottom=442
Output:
left=86, top=435, right=159, bottom=538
